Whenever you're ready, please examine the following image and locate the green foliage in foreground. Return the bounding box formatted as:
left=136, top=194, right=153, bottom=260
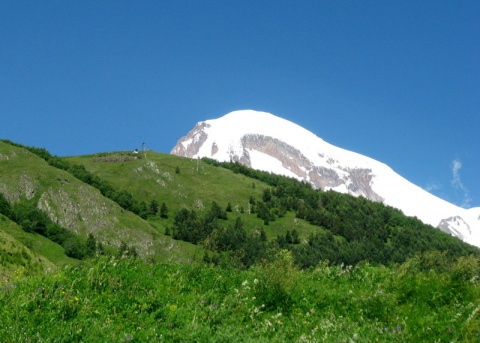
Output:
left=1, top=252, right=479, bottom=342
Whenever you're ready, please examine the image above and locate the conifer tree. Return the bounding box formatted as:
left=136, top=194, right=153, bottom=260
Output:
left=149, top=199, right=159, bottom=215
left=160, top=202, right=169, bottom=218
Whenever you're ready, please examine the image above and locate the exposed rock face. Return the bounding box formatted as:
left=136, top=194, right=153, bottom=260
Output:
left=438, top=216, right=471, bottom=240
left=37, top=185, right=117, bottom=235
left=346, top=168, right=384, bottom=202
left=172, top=132, right=384, bottom=202
left=211, top=142, right=219, bottom=156
left=171, top=122, right=210, bottom=157
left=0, top=173, right=39, bottom=203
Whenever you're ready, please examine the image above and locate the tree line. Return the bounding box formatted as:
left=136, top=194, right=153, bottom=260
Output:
left=193, top=159, right=480, bottom=268
left=0, top=192, right=98, bottom=259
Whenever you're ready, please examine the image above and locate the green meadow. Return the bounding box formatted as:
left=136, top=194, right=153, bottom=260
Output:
left=1, top=252, right=479, bottom=342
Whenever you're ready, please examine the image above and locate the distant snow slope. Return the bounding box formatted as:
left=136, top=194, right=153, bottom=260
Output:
left=171, top=110, right=480, bottom=247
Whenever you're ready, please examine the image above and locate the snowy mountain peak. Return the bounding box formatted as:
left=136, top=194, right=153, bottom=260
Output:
left=204, top=110, right=321, bottom=141
left=171, top=110, right=480, bottom=247
left=194, top=110, right=327, bottom=161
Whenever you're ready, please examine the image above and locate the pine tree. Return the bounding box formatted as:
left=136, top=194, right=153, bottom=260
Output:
left=149, top=199, right=159, bottom=215
left=160, top=202, right=169, bottom=218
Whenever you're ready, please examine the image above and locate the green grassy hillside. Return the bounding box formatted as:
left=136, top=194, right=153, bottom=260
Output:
left=65, top=151, right=327, bottom=240
left=0, top=214, right=55, bottom=277
left=66, top=150, right=479, bottom=268
left=0, top=141, right=197, bottom=263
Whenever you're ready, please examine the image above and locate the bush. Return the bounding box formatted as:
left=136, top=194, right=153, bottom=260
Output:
left=63, top=236, right=86, bottom=259
left=450, top=255, right=480, bottom=284
left=252, top=250, right=297, bottom=312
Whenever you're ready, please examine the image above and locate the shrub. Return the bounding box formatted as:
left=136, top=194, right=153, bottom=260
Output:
left=253, top=249, right=297, bottom=312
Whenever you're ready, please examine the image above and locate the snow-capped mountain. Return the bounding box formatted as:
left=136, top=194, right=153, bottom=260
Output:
left=171, top=110, right=480, bottom=247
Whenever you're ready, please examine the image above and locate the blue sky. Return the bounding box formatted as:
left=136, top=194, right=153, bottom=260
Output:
left=1, top=1, right=478, bottom=208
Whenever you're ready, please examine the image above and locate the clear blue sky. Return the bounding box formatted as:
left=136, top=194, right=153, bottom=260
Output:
left=1, top=1, right=478, bottom=208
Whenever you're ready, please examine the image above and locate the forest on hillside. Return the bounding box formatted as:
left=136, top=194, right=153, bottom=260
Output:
left=165, top=158, right=479, bottom=268
left=1, top=140, right=478, bottom=270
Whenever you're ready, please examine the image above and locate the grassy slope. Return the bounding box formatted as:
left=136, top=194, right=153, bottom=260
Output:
left=65, top=152, right=325, bottom=241
left=0, top=142, right=197, bottom=263
left=1, top=255, right=478, bottom=342
left=0, top=214, right=57, bottom=277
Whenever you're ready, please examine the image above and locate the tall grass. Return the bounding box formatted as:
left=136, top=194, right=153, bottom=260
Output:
left=1, top=254, right=479, bottom=342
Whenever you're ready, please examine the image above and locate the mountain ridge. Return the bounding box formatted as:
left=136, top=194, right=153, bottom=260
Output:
left=171, top=110, right=480, bottom=247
